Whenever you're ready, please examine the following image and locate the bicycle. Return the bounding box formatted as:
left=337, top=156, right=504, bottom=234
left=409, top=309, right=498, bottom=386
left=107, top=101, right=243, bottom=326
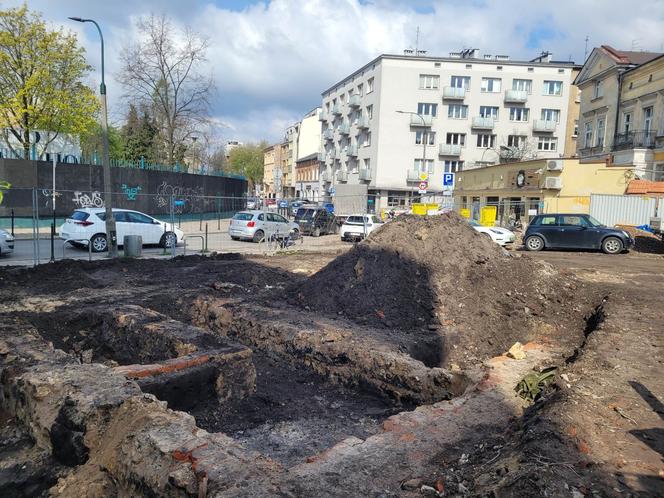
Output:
left=259, top=229, right=303, bottom=254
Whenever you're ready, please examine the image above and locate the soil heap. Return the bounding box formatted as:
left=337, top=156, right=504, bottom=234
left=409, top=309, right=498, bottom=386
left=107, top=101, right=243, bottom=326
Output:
left=290, top=212, right=590, bottom=367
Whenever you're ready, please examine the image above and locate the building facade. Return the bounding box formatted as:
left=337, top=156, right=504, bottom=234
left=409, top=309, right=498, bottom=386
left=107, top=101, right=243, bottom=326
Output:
left=295, top=153, right=321, bottom=200
left=453, top=158, right=632, bottom=223
left=263, top=145, right=276, bottom=198
left=575, top=45, right=663, bottom=179
left=319, top=50, right=581, bottom=211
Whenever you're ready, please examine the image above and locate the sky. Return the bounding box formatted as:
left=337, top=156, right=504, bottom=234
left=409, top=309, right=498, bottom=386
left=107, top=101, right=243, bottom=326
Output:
left=6, top=0, right=664, bottom=147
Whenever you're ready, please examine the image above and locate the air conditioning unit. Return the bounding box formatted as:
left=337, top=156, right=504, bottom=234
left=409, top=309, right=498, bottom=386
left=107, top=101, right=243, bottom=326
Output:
left=544, top=176, right=563, bottom=189
left=547, top=159, right=563, bottom=171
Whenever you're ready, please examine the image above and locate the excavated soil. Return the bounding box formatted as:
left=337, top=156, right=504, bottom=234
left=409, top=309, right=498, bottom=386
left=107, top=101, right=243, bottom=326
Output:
left=290, top=213, right=596, bottom=367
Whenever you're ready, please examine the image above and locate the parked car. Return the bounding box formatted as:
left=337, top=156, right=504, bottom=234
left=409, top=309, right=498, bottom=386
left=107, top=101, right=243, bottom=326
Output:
left=294, top=206, right=336, bottom=236
left=228, top=210, right=299, bottom=242
left=290, top=199, right=315, bottom=216
left=322, top=202, right=335, bottom=214
left=340, top=214, right=383, bottom=241
left=246, top=197, right=260, bottom=210
left=0, top=229, right=14, bottom=256
left=468, top=220, right=516, bottom=246
left=59, top=208, right=184, bottom=252
left=524, top=213, right=634, bottom=254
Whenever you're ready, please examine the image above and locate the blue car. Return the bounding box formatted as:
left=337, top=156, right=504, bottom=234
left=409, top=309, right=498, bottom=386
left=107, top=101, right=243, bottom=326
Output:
left=322, top=202, right=334, bottom=214
left=524, top=213, right=634, bottom=254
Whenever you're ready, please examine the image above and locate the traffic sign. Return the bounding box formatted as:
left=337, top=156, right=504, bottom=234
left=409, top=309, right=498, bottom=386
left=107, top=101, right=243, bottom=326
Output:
left=328, top=186, right=336, bottom=196
left=419, top=172, right=429, bottom=181
left=443, top=172, right=455, bottom=188
left=418, top=181, right=428, bottom=194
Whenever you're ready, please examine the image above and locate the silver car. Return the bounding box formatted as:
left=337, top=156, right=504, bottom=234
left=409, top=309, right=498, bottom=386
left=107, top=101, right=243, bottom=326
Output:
left=229, top=210, right=300, bottom=243
left=0, top=229, right=14, bottom=256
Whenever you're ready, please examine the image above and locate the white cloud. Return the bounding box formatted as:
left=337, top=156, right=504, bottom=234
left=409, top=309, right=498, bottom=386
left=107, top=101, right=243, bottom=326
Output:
left=5, top=0, right=664, bottom=144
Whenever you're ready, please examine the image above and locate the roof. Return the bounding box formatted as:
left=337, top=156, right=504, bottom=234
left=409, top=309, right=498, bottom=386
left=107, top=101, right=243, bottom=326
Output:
left=296, top=152, right=319, bottom=164
left=625, top=180, right=664, bottom=195
left=601, top=45, right=662, bottom=66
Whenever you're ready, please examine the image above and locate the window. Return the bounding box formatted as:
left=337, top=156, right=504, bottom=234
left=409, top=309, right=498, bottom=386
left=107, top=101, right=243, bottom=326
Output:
left=480, top=78, right=501, bottom=92
left=353, top=108, right=362, bottom=124
left=584, top=122, right=593, bottom=148
left=363, top=158, right=370, bottom=171
left=537, top=136, right=558, bottom=151
left=527, top=67, right=534, bottom=72
left=415, top=131, right=436, bottom=145
left=366, top=104, right=373, bottom=119
left=573, top=120, right=578, bottom=137
left=420, top=74, right=439, bottom=89
left=127, top=212, right=153, bottom=224
left=363, top=132, right=371, bottom=147
left=479, top=106, right=499, bottom=119
left=507, top=135, right=527, bottom=147
left=367, top=77, right=374, bottom=94
left=593, top=80, right=603, bottom=99
left=543, top=80, right=562, bottom=95
left=450, top=75, right=471, bottom=88
left=541, top=108, right=560, bottom=122
left=623, top=113, right=632, bottom=134
left=444, top=160, right=464, bottom=173
left=357, top=83, right=363, bottom=96
left=536, top=215, right=557, bottom=226
left=559, top=215, right=588, bottom=227
left=339, top=93, right=345, bottom=104
left=414, top=158, right=434, bottom=173
left=477, top=134, right=496, bottom=148
left=448, top=104, right=468, bottom=119
left=596, top=118, right=605, bottom=147
left=446, top=133, right=466, bottom=145
left=417, top=103, right=437, bottom=116
left=509, top=107, right=529, bottom=121
left=512, top=79, right=532, bottom=93
left=644, top=106, right=653, bottom=132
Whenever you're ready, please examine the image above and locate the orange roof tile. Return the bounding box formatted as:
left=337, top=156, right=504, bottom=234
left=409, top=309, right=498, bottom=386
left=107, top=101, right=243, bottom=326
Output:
left=626, top=180, right=664, bottom=195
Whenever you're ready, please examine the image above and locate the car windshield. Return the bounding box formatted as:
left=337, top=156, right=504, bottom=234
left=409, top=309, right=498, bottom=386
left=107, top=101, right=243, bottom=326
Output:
left=586, top=215, right=604, bottom=227
left=468, top=220, right=480, bottom=227
left=296, top=209, right=315, bottom=220
left=232, top=212, right=254, bottom=221
left=346, top=216, right=366, bottom=225
left=70, top=211, right=89, bottom=221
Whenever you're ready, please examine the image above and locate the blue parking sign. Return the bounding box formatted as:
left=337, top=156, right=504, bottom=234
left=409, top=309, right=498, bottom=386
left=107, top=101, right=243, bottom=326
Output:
left=443, top=173, right=455, bottom=187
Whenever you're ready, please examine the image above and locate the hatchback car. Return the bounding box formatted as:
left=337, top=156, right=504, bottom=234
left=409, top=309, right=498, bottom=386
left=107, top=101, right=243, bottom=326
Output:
left=229, top=210, right=299, bottom=242
left=59, top=208, right=184, bottom=252
left=524, top=213, right=634, bottom=254
left=0, top=229, right=14, bottom=256
left=468, top=220, right=516, bottom=246
left=340, top=214, right=383, bottom=241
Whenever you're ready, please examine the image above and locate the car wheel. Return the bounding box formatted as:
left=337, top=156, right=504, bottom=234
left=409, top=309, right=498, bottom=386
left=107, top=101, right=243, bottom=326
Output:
left=525, top=235, right=544, bottom=252
left=252, top=230, right=264, bottom=243
left=160, top=231, right=177, bottom=248
left=90, top=233, right=108, bottom=253
left=291, top=228, right=300, bottom=239
left=602, top=236, right=623, bottom=254
left=313, top=227, right=321, bottom=237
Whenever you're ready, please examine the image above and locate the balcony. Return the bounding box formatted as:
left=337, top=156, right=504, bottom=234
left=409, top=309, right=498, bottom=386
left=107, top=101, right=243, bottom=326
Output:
left=346, top=144, right=358, bottom=157
left=439, top=143, right=462, bottom=156
left=612, top=130, right=657, bottom=151
left=320, top=169, right=332, bottom=182
left=332, top=103, right=342, bottom=115
left=328, top=148, right=337, bottom=160
left=349, top=94, right=361, bottom=107
left=504, top=89, right=528, bottom=103
left=410, top=114, right=433, bottom=127
left=578, top=145, right=606, bottom=157
left=323, top=128, right=334, bottom=141
left=316, top=152, right=325, bottom=162
left=533, top=119, right=556, bottom=133
left=471, top=117, right=495, bottom=129
left=357, top=116, right=370, bottom=129
left=336, top=170, right=348, bottom=182
left=442, top=86, right=466, bottom=100
left=338, top=122, right=350, bottom=135
left=359, top=168, right=371, bottom=181
left=407, top=169, right=423, bottom=182
left=318, top=111, right=328, bottom=122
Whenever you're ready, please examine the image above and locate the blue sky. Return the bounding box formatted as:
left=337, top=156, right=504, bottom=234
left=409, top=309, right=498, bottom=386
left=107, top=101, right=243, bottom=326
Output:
left=6, top=0, right=664, bottom=147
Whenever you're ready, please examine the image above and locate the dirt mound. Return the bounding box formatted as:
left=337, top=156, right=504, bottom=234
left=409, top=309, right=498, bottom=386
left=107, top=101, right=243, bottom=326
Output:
left=616, top=225, right=664, bottom=254
left=290, top=212, right=590, bottom=367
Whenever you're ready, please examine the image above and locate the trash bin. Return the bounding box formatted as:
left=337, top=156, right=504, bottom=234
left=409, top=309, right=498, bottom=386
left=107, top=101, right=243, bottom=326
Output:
left=123, top=235, right=142, bottom=257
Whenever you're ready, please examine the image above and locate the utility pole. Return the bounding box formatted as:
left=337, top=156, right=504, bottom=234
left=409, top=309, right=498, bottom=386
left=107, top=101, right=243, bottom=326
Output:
left=69, top=17, right=117, bottom=257
left=584, top=35, right=590, bottom=61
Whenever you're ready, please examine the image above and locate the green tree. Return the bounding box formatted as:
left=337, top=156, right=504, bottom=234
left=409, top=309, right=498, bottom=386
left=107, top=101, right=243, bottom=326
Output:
left=80, top=124, right=123, bottom=162
left=0, top=5, right=99, bottom=159
left=121, top=104, right=158, bottom=163
left=228, top=143, right=266, bottom=189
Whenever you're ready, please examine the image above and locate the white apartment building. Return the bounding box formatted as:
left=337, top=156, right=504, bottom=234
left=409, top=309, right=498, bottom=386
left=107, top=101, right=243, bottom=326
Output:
left=319, top=50, right=580, bottom=211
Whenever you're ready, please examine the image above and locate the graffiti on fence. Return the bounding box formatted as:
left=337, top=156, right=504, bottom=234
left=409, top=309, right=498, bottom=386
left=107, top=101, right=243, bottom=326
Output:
left=72, top=190, right=104, bottom=208
left=40, top=189, right=63, bottom=209
left=155, top=181, right=207, bottom=213
left=121, top=184, right=142, bottom=201
left=0, top=181, right=10, bottom=205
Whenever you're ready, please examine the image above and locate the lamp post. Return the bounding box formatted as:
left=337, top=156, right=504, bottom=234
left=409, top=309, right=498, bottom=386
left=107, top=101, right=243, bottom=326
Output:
left=68, top=16, right=117, bottom=257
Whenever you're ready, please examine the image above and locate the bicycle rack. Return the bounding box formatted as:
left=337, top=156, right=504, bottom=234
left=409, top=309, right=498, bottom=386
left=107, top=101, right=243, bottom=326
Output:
left=183, top=235, right=205, bottom=256
left=62, top=238, right=93, bottom=262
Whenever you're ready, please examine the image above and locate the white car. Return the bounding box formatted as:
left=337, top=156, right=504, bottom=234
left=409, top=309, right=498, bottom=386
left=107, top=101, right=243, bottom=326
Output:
left=59, top=208, right=184, bottom=252
left=340, top=214, right=384, bottom=241
left=469, top=220, right=516, bottom=246
left=0, top=229, right=14, bottom=256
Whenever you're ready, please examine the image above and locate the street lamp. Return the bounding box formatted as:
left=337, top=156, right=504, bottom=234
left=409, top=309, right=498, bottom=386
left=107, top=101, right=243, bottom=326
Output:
left=68, top=16, right=117, bottom=257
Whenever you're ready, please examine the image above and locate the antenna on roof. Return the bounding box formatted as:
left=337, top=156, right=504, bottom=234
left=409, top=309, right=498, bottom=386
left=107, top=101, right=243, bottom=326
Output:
left=631, top=38, right=642, bottom=51
left=584, top=35, right=589, bottom=61
left=403, top=26, right=427, bottom=56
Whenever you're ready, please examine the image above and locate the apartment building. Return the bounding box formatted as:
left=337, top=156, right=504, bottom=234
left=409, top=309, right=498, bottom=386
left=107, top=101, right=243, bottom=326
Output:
left=575, top=45, right=664, bottom=180
left=295, top=153, right=321, bottom=200
left=319, top=50, right=580, bottom=211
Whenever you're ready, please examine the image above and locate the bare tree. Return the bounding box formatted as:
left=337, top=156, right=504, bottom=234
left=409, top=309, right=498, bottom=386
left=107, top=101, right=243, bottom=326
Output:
left=118, top=14, right=214, bottom=165
left=499, top=134, right=539, bottom=163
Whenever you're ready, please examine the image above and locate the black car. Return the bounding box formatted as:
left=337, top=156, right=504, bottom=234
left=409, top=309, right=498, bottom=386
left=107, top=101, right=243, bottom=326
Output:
left=524, top=213, right=634, bottom=254
left=294, top=206, right=337, bottom=236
